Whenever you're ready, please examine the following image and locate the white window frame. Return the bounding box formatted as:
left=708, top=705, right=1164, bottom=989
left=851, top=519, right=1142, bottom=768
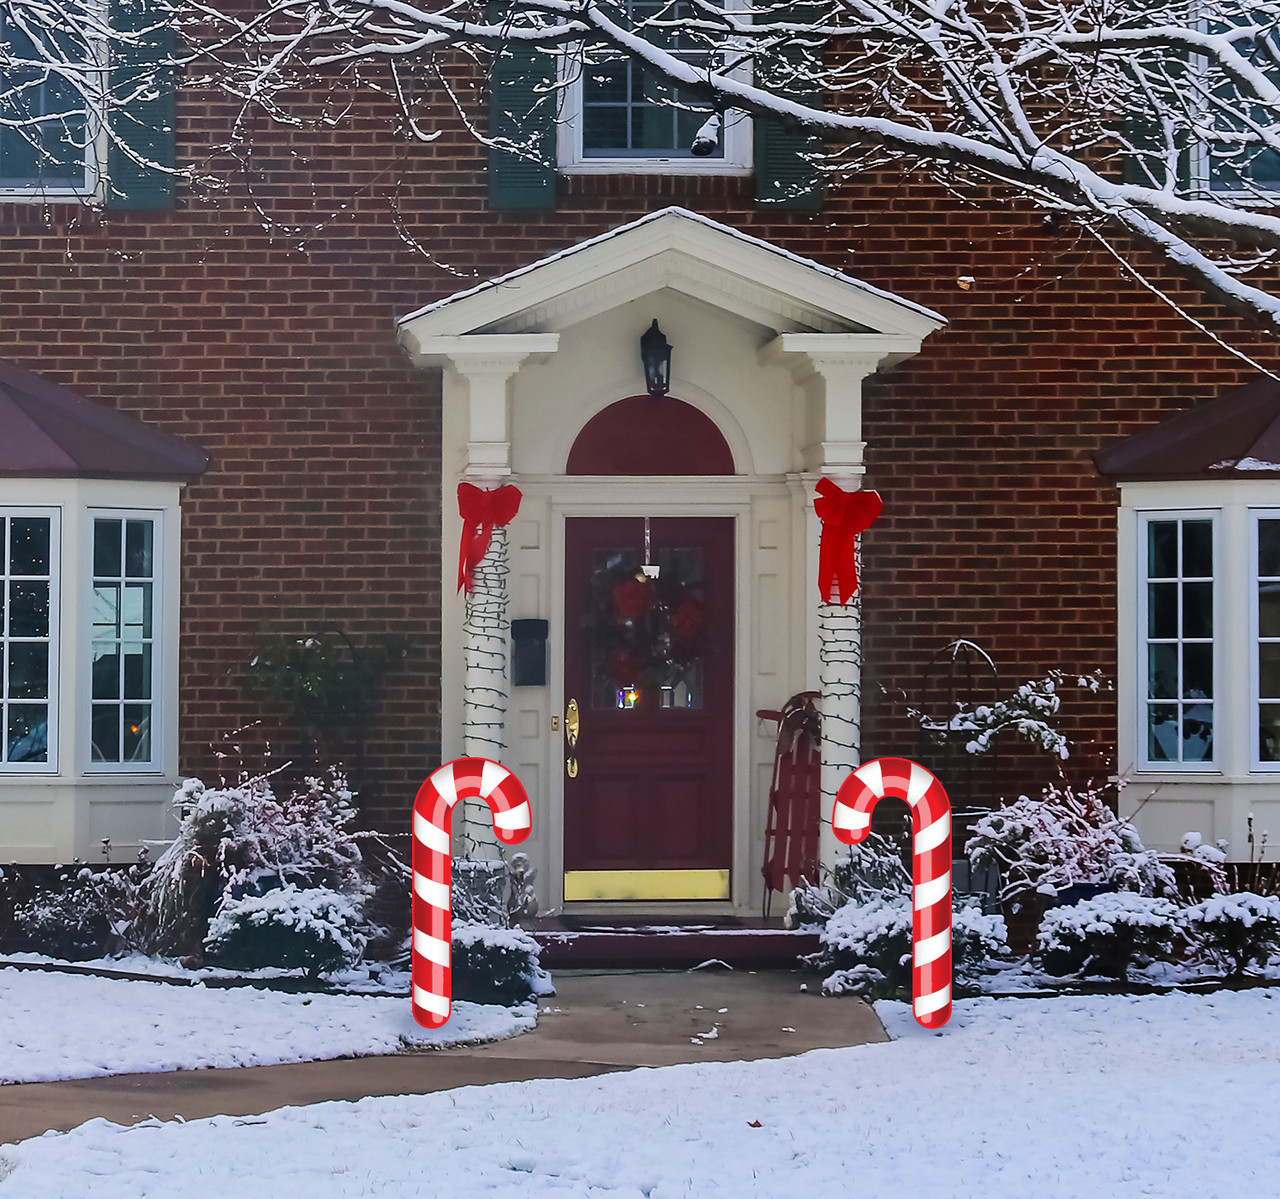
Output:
left=558, top=2, right=753, bottom=175
left=0, top=507, right=60, bottom=774
left=0, top=3, right=106, bottom=203
left=1251, top=509, right=1280, bottom=772
left=1135, top=509, right=1220, bottom=772
left=84, top=506, right=163, bottom=774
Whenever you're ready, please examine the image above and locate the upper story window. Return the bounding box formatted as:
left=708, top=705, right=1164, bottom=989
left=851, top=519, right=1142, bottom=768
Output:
left=559, top=0, right=752, bottom=174
left=0, top=12, right=99, bottom=196
left=1201, top=16, right=1280, bottom=195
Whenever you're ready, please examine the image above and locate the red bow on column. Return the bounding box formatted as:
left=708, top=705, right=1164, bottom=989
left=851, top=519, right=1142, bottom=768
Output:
left=814, top=477, right=882, bottom=605
left=457, top=483, right=522, bottom=594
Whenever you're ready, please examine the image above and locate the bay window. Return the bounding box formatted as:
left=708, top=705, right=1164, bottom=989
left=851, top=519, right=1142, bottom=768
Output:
left=0, top=511, right=57, bottom=768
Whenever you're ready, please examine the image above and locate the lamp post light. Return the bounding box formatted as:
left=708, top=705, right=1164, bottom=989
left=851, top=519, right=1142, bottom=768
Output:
left=640, top=320, right=672, bottom=397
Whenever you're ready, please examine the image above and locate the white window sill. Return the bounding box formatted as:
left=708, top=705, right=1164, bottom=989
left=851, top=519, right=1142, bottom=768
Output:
left=560, top=159, right=753, bottom=176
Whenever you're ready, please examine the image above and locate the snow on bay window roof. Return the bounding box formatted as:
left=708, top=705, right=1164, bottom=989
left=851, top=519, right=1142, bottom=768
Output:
left=1095, top=376, right=1280, bottom=480
left=0, top=359, right=207, bottom=481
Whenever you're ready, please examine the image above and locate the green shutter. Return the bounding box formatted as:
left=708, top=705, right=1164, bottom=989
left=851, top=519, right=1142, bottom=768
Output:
left=488, top=9, right=555, bottom=211
left=754, top=3, right=823, bottom=210
left=106, top=0, right=176, bottom=210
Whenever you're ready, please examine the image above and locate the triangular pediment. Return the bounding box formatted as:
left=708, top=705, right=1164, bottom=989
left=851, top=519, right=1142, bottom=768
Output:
left=398, top=207, right=945, bottom=349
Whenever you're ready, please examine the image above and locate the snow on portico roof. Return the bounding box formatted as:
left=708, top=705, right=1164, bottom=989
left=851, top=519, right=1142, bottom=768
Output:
left=1094, top=375, right=1280, bottom=481
left=398, top=207, right=946, bottom=340
left=0, top=360, right=208, bottom=482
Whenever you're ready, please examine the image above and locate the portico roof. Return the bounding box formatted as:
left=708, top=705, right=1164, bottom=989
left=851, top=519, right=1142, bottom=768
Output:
left=398, top=206, right=946, bottom=353
left=0, top=359, right=207, bottom=482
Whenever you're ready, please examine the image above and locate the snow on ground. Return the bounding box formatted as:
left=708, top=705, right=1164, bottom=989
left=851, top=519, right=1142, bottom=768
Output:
left=0, top=967, right=533, bottom=1084
left=2, top=989, right=1276, bottom=1198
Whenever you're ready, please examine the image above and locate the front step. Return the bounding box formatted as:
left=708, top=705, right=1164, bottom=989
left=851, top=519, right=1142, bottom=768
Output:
left=532, top=918, right=820, bottom=969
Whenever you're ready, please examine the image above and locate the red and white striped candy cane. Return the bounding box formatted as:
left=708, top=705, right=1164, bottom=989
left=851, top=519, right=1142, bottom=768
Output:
left=412, top=757, right=532, bottom=1029
left=833, top=757, right=953, bottom=1029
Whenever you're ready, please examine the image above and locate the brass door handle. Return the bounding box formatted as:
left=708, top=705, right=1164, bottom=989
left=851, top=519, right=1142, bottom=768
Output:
left=565, top=698, right=579, bottom=747
left=566, top=756, right=578, bottom=779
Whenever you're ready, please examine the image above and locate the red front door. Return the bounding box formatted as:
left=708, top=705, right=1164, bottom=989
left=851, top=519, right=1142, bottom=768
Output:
left=563, top=517, right=734, bottom=901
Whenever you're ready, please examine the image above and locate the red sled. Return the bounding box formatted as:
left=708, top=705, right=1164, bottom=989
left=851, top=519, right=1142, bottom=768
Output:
left=757, top=691, right=822, bottom=918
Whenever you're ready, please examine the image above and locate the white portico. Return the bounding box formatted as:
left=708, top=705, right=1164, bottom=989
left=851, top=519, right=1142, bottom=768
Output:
left=398, top=207, right=944, bottom=916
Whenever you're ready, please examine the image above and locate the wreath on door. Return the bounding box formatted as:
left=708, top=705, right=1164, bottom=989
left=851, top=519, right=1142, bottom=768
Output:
left=591, top=565, right=707, bottom=686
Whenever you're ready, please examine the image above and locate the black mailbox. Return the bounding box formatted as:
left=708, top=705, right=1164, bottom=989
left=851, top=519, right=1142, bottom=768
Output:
left=511, top=618, right=549, bottom=687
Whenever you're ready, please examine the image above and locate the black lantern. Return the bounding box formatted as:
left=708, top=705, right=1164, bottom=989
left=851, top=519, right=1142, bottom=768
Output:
left=640, top=320, right=672, bottom=397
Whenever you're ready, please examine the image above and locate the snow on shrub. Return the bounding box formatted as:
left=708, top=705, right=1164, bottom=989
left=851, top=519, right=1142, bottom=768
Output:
left=138, top=768, right=368, bottom=958
left=204, top=885, right=367, bottom=977
left=809, top=895, right=1007, bottom=1000
left=1181, top=892, right=1280, bottom=977
left=788, top=831, right=910, bottom=929
left=968, top=779, right=1176, bottom=906
left=1036, top=892, right=1181, bottom=980
left=11, top=866, right=148, bottom=961
left=450, top=921, right=552, bottom=1005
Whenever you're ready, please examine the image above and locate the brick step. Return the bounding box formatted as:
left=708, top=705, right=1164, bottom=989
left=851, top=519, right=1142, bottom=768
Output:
left=532, top=924, right=820, bottom=969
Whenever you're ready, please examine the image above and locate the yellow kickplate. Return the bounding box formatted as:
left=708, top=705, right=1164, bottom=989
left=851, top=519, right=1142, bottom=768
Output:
left=563, top=869, right=730, bottom=902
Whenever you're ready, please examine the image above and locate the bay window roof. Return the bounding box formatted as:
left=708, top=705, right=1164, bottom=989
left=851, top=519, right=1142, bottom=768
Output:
left=0, top=359, right=207, bottom=482
left=1095, top=377, right=1280, bottom=481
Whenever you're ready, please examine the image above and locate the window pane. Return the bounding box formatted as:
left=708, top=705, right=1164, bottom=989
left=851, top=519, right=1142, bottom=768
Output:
left=9, top=518, right=49, bottom=575
left=93, top=584, right=120, bottom=636
left=1182, top=521, right=1213, bottom=577
left=92, top=643, right=119, bottom=700
left=122, top=643, right=151, bottom=700
left=1148, top=644, right=1178, bottom=698
left=123, top=583, right=152, bottom=637
left=94, top=519, right=122, bottom=578
left=1183, top=582, right=1213, bottom=638
left=1148, top=705, right=1179, bottom=760
left=91, top=704, right=120, bottom=762
left=583, top=105, right=628, bottom=152
left=1262, top=703, right=1280, bottom=762
left=123, top=704, right=150, bottom=761
left=1183, top=704, right=1214, bottom=761
left=1261, top=643, right=1280, bottom=699
left=125, top=520, right=153, bottom=578
left=1148, top=522, right=1177, bottom=578
left=584, top=58, right=628, bottom=104
left=7, top=704, right=47, bottom=763
left=9, top=582, right=49, bottom=638
left=1148, top=583, right=1177, bottom=638
left=633, top=97, right=676, bottom=151
left=1260, top=520, right=1280, bottom=577
left=8, top=642, right=48, bottom=700
left=1183, top=643, right=1213, bottom=699
left=1260, top=581, right=1280, bottom=636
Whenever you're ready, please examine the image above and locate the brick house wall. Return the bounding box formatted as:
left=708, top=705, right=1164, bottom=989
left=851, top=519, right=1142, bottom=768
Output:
left=1, top=67, right=1271, bottom=831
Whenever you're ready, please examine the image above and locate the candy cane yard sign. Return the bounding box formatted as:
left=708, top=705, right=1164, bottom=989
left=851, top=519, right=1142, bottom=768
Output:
left=412, top=757, right=532, bottom=1029
left=833, top=757, right=954, bottom=1029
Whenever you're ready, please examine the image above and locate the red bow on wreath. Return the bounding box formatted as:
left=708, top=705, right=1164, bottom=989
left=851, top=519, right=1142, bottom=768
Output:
left=814, top=477, right=882, bottom=605
left=457, top=482, right=522, bottom=594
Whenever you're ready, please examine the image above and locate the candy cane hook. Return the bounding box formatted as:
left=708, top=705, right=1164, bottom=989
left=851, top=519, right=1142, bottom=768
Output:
left=412, top=757, right=532, bottom=1029
left=833, top=757, right=953, bottom=1029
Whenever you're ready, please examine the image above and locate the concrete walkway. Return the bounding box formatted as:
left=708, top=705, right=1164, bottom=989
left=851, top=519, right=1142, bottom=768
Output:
left=0, top=969, right=887, bottom=1145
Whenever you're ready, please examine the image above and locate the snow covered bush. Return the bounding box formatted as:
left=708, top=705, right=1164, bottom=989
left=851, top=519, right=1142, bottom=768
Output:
left=810, top=896, right=1007, bottom=1000
left=1181, top=893, right=1280, bottom=978
left=204, top=885, right=367, bottom=977
left=11, top=866, right=148, bottom=961
left=138, top=767, right=373, bottom=960
left=450, top=921, right=552, bottom=1005
left=1036, top=892, right=1181, bottom=980
left=788, top=831, right=910, bottom=929
left=968, top=779, right=1176, bottom=906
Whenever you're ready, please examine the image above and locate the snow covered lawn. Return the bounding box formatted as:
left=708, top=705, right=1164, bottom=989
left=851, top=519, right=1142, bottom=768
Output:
left=1, top=989, right=1275, bottom=1197
left=0, top=967, right=533, bottom=1084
